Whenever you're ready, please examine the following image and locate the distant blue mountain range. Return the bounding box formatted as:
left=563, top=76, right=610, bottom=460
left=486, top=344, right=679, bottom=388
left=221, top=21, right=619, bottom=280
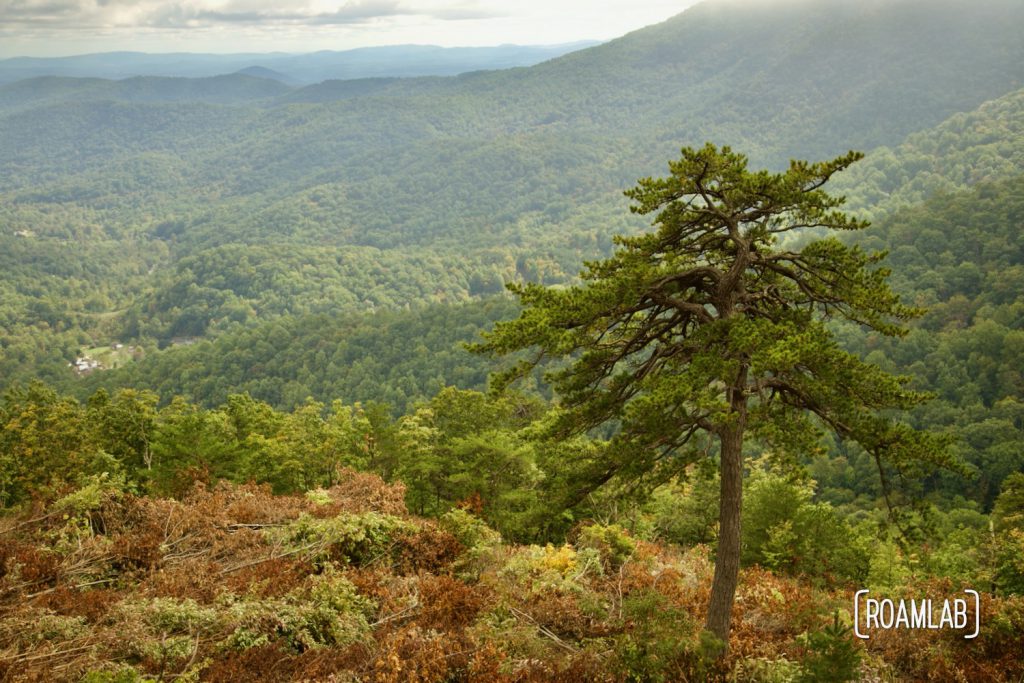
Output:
left=0, top=43, right=601, bottom=85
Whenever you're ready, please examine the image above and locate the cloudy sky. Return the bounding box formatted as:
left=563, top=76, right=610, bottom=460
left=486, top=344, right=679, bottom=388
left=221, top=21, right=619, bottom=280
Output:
left=0, top=0, right=697, bottom=58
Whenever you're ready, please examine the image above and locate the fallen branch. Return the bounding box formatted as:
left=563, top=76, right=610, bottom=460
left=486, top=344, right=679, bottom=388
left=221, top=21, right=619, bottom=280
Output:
left=370, top=601, right=420, bottom=628
left=26, top=577, right=115, bottom=600
left=0, top=511, right=61, bottom=536
left=4, top=642, right=95, bottom=664
left=217, top=542, right=319, bottom=575
left=509, top=607, right=577, bottom=653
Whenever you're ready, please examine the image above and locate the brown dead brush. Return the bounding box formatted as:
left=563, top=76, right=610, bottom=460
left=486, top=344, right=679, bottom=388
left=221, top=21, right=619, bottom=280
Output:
left=392, top=524, right=463, bottom=574
left=327, top=468, right=408, bottom=516
left=417, top=574, right=488, bottom=631
left=864, top=578, right=1024, bottom=682
left=33, top=586, right=122, bottom=623
left=223, top=556, right=314, bottom=598
left=202, top=641, right=301, bottom=682
left=369, top=624, right=451, bottom=683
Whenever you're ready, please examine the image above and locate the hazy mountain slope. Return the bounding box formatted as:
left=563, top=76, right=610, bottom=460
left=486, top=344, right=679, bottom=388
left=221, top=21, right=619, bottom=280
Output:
left=0, top=51, right=281, bottom=83
left=4, top=0, right=1021, bottom=213
left=452, top=0, right=1024, bottom=154
left=0, top=74, right=291, bottom=114
left=234, top=66, right=299, bottom=85
left=270, top=0, right=1024, bottom=161
left=268, top=43, right=602, bottom=82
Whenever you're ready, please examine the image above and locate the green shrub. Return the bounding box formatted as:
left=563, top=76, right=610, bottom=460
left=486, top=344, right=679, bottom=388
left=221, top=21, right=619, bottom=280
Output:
left=116, top=597, right=217, bottom=636
left=994, top=528, right=1024, bottom=594
left=499, top=543, right=600, bottom=595
left=28, top=614, right=89, bottom=643
left=219, top=567, right=374, bottom=652
left=276, top=511, right=414, bottom=565
left=80, top=665, right=144, bottom=683
left=733, top=657, right=802, bottom=683
left=439, top=507, right=501, bottom=551
left=796, top=612, right=862, bottom=683
left=577, top=523, right=637, bottom=570
left=304, top=488, right=333, bottom=505
left=743, top=469, right=870, bottom=584
left=612, top=589, right=698, bottom=682
left=645, top=474, right=720, bottom=547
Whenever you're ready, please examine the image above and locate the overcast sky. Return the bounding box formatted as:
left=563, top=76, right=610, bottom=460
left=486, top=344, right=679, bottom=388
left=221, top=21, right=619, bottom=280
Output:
left=0, top=0, right=699, bottom=58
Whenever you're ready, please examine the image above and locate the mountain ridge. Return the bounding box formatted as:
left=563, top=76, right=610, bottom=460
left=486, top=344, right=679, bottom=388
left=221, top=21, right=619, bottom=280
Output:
left=0, top=42, right=602, bottom=86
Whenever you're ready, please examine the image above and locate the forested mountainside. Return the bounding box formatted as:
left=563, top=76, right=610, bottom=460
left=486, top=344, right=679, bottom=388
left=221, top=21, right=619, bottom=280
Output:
left=0, top=74, right=294, bottom=109
left=1, top=0, right=1023, bottom=391
left=8, top=82, right=1019, bottom=425
left=832, top=87, right=1024, bottom=218
left=820, top=174, right=1024, bottom=509
left=73, top=299, right=522, bottom=415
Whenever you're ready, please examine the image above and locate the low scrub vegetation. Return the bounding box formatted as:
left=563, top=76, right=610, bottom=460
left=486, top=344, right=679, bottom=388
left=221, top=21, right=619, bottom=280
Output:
left=1, top=470, right=1021, bottom=681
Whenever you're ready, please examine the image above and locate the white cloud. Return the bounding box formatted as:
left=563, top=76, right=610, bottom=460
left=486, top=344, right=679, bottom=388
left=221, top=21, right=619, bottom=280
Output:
left=0, top=0, right=696, bottom=57
left=0, top=0, right=508, bottom=28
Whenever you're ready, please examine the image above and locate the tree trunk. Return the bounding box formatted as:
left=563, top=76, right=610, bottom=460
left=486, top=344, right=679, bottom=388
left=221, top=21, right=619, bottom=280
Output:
left=705, top=421, right=744, bottom=651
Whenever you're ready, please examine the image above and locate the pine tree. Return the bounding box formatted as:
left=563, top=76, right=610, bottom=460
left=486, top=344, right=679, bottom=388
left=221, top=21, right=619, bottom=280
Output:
left=475, top=143, right=958, bottom=649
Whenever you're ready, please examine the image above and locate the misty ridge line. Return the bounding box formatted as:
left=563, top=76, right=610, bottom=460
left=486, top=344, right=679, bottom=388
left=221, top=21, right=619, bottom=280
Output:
left=0, top=42, right=604, bottom=87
